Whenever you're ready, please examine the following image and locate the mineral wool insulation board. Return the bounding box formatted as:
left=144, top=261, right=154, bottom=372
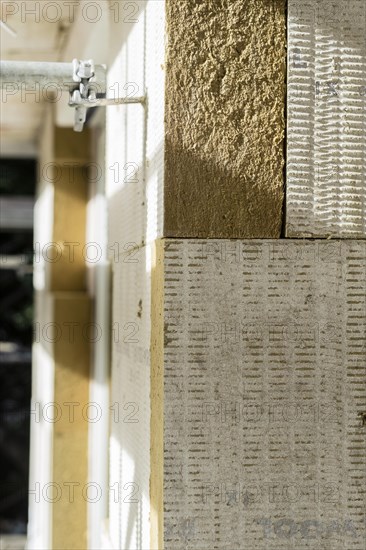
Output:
left=106, top=0, right=165, bottom=250
left=158, top=239, right=366, bottom=550
left=287, top=0, right=366, bottom=237
left=109, top=244, right=151, bottom=550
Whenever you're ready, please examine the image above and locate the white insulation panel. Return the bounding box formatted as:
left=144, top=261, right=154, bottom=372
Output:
left=109, top=244, right=151, bottom=550
left=287, top=0, right=366, bottom=237
left=106, top=0, right=165, bottom=253
left=163, top=239, right=366, bottom=550
left=106, top=2, right=164, bottom=547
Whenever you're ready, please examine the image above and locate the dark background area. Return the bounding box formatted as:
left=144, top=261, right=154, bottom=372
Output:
left=0, top=158, right=36, bottom=534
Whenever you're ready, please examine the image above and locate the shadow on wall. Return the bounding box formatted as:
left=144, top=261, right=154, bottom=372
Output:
left=164, top=0, right=286, bottom=239
left=104, top=1, right=287, bottom=548
left=107, top=233, right=152, bottom=550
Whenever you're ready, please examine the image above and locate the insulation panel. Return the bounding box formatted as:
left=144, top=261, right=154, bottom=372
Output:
left=157, top=239, right=366, bottom=549
left=109, top=244, right=151, bottom=550
left=287, top=0, right=366, bottom=237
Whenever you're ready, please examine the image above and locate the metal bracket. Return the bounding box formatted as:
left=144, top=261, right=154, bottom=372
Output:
left=0, top=58, right=146, bottom=133
left=69, top=58, right=146, bottom=132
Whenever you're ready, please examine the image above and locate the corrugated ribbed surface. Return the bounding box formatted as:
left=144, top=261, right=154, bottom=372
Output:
left=163, top=239, right=366, bottom=549
left=287, top=1, right=366, bottom=237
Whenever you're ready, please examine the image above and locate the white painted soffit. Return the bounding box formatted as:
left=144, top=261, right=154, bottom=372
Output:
left=0, top=0, right=78, bottom=156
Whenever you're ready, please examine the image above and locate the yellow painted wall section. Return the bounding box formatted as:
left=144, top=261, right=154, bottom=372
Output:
left=51, top=293, right=91, bottom=550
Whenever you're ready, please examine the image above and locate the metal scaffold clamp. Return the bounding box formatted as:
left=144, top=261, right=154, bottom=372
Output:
left=0, top=58, right=146, bottom=133
left=69, top=58, right=146, bottom=132
left=70, top=59, right=97, bottom=132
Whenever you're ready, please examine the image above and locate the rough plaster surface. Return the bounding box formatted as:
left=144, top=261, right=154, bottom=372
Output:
left=107, top=0, right=286, bottom=249
left=287, top=0, right=366, bottom=237
left=164, top=0, right=286, bottom=238
left=156, top=239, right=366, bottom=549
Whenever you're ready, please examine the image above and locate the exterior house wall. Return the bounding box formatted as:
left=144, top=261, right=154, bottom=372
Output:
left=102, top=0, right=287, bottom=546
left=28, top=0, right=365, bottom=548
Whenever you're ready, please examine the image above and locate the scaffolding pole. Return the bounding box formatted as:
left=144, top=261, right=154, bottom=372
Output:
left=0, top=60, right=107, bottom=94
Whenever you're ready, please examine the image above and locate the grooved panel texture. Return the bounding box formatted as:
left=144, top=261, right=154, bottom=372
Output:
left=160, top=239, right=366, bottom=550
left=287, top=0, right=366, bottom=237
left=164, top=0, right=286, bottom=238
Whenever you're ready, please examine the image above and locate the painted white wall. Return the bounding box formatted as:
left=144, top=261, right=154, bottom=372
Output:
left=27, top=104, right=55, bottom=550
left=27, top=293, right=55, bottom=550
left=32, top=105, right=55, bottom=293
left=86, top=109, right=111, bottom=550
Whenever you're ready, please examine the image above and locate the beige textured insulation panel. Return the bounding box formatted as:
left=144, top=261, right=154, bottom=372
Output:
left=107, top=0, right=286, bottom=247
left=287, top=0, right=366, bottom=237
left=153, top=239, right=366, bottom=550
left=165, top=0, right=286, bottom=238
